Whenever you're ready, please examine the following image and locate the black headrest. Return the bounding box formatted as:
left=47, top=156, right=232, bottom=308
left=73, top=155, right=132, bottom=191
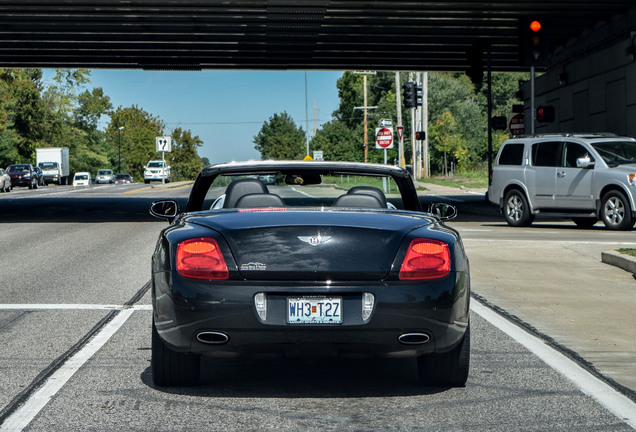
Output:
left=332, top=193, right=383, bottom=208
left=223, top=178, right=269, bottom=208
left=347, top=186, right=387, bottom=208
left=235, top=193, right=286, bottom=208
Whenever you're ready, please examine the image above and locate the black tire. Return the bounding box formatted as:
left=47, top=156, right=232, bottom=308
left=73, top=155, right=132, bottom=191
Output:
left=151, top=320, right=200, bottom=386
left=418, top=324, right=470, bottom=387
left=503, top=189, right=534, bottom=227
left=572, top=217, right=598, bottom=228
left=600, top=190, right=635, bottom=231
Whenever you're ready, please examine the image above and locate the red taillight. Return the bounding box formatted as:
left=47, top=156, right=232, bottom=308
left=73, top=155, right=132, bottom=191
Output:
left=176, top=238, right=229, bottom=280
left=399, top=239, right=451, bottom=280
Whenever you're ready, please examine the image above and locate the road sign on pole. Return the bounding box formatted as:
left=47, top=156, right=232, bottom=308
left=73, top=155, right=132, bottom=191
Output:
left=375, top=127, right=394, bottom=149
left=156, top=136, right=172, bottom=153
left=508, top=114, right=525, bottom=137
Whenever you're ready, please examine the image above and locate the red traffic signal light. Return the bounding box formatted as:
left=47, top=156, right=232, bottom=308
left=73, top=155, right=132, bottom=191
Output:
left=529, top=20, right=541, bottom=32
left=415, top=131, right=426, bottom=140
left=536, top=105, right=555, bottom=122
left=519, top=17, right=549, bottom=66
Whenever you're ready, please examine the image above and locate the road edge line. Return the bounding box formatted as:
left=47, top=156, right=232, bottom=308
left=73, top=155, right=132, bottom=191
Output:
left=471, top=300, right=636, bottom=429
left=0, top=309, right=135, bottom=431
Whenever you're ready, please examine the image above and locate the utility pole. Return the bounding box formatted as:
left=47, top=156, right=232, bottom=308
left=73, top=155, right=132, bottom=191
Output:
left=421, top=72, right=429, bottom=178
left=395, top=72, right=404, bottom=168
left=353, top=71, right=377, bottom=163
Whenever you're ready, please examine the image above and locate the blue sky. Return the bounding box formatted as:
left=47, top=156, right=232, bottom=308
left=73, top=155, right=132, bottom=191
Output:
left=44, top=69, right=344, bottom=164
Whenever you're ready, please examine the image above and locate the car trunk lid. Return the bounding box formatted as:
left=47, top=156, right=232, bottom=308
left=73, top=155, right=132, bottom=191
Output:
left=187, top=210, right=433, bottom=281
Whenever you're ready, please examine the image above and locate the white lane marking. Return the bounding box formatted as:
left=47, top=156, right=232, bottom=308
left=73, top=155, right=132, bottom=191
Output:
left=0, top=304, right=152, bottom=311
left=472, top=301, right=636, bottom=428
left=464, top=239, right=636, bottom=246
left=290, top=186, right=314, bottom=197
left=0, top=308, right=136, bottom=432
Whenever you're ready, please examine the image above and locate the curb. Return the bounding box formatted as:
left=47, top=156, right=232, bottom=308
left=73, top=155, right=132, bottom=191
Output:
left=601, top=251, right=636, bottom=274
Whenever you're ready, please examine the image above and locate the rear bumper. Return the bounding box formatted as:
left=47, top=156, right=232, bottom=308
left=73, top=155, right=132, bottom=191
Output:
left=10, top=177, right=31, bottom=187
left=153, top=271, right=471, bottom=358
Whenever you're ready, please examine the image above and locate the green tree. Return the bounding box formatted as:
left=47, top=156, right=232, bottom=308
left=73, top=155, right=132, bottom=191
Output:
left=168, top=127, right=204, bottom=181
left=108, top=105, right=165, bottom=178
left=253, top=112, right=306, bottom=160
left=310, top=120, right=361, bottom=162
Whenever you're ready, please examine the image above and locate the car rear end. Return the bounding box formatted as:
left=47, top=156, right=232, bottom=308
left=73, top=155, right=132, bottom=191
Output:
left=152, top=210, right=470, bottom=360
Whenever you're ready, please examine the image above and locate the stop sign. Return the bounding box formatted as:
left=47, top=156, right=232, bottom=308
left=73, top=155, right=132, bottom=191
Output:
left=508, top=114, right=524, bottom=136
left=375, top=127, right=393, bottom=149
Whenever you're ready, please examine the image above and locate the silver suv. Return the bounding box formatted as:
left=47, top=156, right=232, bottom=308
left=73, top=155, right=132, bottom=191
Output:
left=488, top=134, right=636, bottom=230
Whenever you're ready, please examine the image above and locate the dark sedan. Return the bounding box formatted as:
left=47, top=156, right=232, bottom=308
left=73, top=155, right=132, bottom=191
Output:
left=7, top=164, right=38, bottom=189
left=149, top=161, right=471, bottom=387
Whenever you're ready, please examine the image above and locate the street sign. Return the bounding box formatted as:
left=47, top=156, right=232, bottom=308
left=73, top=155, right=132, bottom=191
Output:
left=375, top=127, right=394, bottom=149
left=379, top=118, right=393, bottom=127
left=508, top=114, right=524, bottom=136
left=313, top=151, right=324, bottom=161
left=156, top=136, right=172, bottom=152
left=396, top=125, right=404, bottom=141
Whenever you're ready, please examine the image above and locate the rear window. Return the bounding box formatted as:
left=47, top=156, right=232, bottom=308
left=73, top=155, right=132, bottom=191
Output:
left=532, top=141, right=562, bottom=167
left=498, top=143, right=525, bottom=165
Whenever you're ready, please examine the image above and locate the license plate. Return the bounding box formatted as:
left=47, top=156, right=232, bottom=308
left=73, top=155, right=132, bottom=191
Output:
left=287, top=296, right=342, bottom=324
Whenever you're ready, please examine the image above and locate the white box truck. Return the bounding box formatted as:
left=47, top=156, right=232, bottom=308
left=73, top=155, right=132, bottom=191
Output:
left=35, top=147, right=70, bottom=185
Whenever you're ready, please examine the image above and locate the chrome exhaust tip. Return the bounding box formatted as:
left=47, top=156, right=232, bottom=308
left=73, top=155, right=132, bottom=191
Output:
left=398, top=333, right=430, bottom=345
left=196, top=332, right=230, bottom=344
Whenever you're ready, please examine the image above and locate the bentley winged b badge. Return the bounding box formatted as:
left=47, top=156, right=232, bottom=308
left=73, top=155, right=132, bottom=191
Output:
left=298, top=235, right=332, bottom=246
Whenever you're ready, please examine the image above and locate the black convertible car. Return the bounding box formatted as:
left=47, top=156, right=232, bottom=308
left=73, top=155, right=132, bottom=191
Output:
left=150, top=161, right=471, bottom=387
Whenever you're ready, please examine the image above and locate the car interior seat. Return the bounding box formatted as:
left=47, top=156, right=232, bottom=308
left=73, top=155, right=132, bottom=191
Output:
left=235, top=193, right=286, bottom=208
left=346, top=186, right=388, bottom=208
left=332, top=193, right=384, bottom=208
left=223, top=178, right=269, bottom=208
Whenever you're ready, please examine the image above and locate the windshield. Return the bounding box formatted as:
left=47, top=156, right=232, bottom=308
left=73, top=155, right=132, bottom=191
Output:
left=75, top=174, right=89, bottom=180
left=97, top=170, right=112, bottom=175
left=203, top=172, right=402, bottom=210
left=590, top=140, right=636, bottom=166
left=148, top=162, right=164, bottom=168
left=39, top=162, right=58, bottom=169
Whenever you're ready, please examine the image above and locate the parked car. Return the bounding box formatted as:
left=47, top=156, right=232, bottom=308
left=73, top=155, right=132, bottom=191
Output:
left=144, top=160, right=170, bottom=183
left=73, top=172, right=91, bottom=187
left=7, top=164, right=38, bottom=189
left=115, top=173, right=133, bottom=184
left=149, top=160, right=470, bottom=387
left=488, top=133, right=636, bottom=230
left=33, top=166, right=46, bottom=186
left=0, top=168, right=11, bottom=192
left=95, top=169, right=115, bottom=184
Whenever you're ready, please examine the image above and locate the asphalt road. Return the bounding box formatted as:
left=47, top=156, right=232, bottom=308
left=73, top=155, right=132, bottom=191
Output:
left=0, top=183, right=635, bottom=431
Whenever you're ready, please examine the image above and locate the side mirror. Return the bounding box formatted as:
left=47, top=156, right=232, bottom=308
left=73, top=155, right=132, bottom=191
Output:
left=150, top=200, right=179, bottom=221
left=428, top=202, right=457, bottom=221
left=576, top=157, right=595, bottom=169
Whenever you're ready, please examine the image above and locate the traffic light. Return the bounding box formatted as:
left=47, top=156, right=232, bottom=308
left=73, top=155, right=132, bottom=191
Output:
left=490, top=116, right=507, bottom=131
left=415, top=131, right=426, bottom=140
left=520, top=18, right=549, bottom=66
left=466, top=43, right=483, bottom=84
left=402, top=82, right=417, bottom=109
left=536, top=105, right=555, bottom=122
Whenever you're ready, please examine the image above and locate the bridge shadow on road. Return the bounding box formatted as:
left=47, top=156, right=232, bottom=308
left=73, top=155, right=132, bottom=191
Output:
left=0, top=197, right=189, bottom=223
